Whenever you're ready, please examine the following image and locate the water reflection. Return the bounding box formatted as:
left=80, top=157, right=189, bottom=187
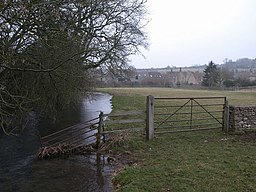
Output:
left=0, top=93, right=113, bottom=192
left=80, top=92, right=112, bottom=122
left=29, top=154, right=112, bottom=192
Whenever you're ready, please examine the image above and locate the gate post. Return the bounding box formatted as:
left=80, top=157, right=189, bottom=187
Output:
left=146, top=95, right=154, bottom=140
left=96, top=111, right=104, bottom=149
left=223, top=100, right=229, bottom=133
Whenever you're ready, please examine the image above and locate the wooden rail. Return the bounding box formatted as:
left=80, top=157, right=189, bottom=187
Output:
left=102, top=110, right=146, bottom=135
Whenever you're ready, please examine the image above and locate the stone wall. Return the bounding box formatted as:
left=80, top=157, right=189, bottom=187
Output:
left=229, top=106, right=256, bottom=132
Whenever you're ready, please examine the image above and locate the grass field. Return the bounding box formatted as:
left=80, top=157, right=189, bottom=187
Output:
left=98, top=88, right=256, bottom=192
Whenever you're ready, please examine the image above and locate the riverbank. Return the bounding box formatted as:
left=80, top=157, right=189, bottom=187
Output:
left=0, top=93, right=114, bottom=192
left=98, top=87, right=256, bottom=192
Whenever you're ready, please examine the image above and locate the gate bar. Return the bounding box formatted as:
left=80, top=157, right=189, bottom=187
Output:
left=155, top=97, right=226, bottom=100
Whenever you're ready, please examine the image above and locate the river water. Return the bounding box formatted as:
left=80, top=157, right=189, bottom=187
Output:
left=0, top=93, right=113, bottom=192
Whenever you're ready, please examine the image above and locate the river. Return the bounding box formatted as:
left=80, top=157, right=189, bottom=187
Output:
left=0, top=92, right=113, bottom=192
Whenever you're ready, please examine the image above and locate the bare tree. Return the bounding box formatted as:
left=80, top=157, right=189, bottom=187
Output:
left=0, top=0, right=148, bottom=134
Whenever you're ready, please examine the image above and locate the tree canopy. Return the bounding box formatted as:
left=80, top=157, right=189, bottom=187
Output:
left=0, top=0, right=148, bottom=134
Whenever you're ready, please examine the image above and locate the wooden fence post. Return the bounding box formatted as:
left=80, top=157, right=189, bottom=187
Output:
left=223, top=100, right=229, bottom=133
left=146, top=95, right=154, bottom=140
left=96, top=111, right=104, bottom=149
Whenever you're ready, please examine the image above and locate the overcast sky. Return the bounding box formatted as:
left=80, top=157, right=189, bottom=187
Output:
left=130, top=0, right=256, bottom=69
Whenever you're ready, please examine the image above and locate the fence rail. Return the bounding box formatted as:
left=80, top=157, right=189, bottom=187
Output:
left=40, top=95, right=230, bottom=150
left=40, top=109, right=146, bottom=153
left=41, top=117, right=100, bottom=148
left=102, top=110, right=146, bottom=135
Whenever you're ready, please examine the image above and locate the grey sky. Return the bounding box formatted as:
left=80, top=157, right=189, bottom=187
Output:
left=131, top=0, right=256, bottom=69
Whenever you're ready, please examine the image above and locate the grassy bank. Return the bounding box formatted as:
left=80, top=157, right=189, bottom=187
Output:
left=98, top=88, right=256, bottom=192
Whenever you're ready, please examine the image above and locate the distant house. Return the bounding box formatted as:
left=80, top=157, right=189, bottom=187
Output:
left=135, top=67, right=204, bottom=86
left=165, top=71, right=201, bottom=86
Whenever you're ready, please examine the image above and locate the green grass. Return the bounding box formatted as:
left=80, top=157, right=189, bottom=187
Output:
left=113, top=131, right=256, bottom=192
left=98, top=88, right=256, bottom=192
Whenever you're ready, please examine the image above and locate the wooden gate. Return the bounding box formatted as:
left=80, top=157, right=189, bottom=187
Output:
left=153, top=97, right=227, bottom=134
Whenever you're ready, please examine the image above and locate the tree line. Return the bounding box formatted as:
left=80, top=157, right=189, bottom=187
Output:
left=202, top=60, right=256, bottom=88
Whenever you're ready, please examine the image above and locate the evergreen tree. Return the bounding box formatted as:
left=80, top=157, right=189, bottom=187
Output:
left=202, top=61, right=220, bottom=87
